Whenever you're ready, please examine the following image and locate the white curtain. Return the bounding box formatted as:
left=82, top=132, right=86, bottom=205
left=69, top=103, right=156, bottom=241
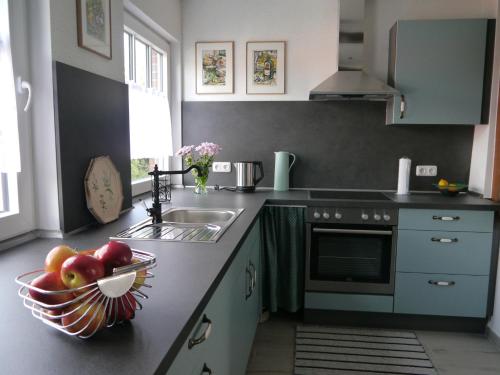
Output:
left=128, top=82, right=173, bottom=161
left=0, top=0, right=21, bottom=173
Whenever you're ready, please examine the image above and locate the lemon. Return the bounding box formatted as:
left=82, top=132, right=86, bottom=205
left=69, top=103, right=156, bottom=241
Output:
left=438, top=179, right=449, bottom=188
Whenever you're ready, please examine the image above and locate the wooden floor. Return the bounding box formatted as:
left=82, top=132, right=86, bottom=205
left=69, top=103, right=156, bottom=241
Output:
left=246, top=313, right=500, bottom=375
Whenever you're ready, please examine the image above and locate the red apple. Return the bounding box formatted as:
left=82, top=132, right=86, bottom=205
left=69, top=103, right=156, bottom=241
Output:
left=42, top=308, right=62, bottom=323
left=29, top=272, right=74, bottom=306
left=60, top=254, right=105, bottom=292
left=131, top=258, right=147, bottom=289
left=44, top=245, right=77, bottom=273
left=79, top=248, right=97, bottom=256
left=62, top=299, right=106, bottom=336
left=95, top=241, right=133, bottom=276
left=107, top=292, right=136, bottom=321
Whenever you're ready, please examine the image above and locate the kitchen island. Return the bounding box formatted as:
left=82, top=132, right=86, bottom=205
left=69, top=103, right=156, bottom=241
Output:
left=0, top=188, right=498, bottom=375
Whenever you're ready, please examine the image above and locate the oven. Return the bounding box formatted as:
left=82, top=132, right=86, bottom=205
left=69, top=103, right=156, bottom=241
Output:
left=306, top=207, right=398, bottom=295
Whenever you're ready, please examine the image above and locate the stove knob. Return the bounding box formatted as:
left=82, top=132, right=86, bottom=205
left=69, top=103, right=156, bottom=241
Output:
left=322, top=212, right=330, bottom=220
left=373, top=213, right=382, bottom=221
left=383, top=213, right=391, bottom=222
left=361, top=212, right=369, bottom=221
left=334, top=211, right=342, bottom=220
left=313, top=211, right=321, bottom=219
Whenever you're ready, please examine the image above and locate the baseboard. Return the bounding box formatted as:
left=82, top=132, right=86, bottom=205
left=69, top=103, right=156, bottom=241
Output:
left=486, top=325, right=500, bottom=348
left=37, top=229, right=64, bottom=239
left=304, top=309, right=487, bottom=333
left=0, top=231, right=39, bottom=251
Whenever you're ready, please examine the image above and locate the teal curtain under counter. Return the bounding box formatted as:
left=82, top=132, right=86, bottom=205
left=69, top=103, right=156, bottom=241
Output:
left=261, top=205, right=306, bottom=313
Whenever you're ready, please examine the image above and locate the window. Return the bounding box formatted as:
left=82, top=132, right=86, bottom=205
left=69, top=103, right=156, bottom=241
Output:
left=0, top=0, right=35, bottom=240
left=123, top=30, right=172, bottom=195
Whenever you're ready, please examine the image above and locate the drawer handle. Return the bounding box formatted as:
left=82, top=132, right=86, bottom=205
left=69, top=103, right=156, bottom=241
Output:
left=431, top=237, right=458, bottom=243
left=245, top=266, right=253, bottom=300
left=428, top=280, right=456, bottom=287
left=188, top=315, right=212, bottom=349
left=249, top=261, right=257, bottom=292
left=432, top=215, right=460, bottom=221
left=201, top=364, right=212, bottom=375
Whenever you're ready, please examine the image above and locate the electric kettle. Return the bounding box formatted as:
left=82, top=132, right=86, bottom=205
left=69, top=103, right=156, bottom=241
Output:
left=233, top=161, right=264, bottom=192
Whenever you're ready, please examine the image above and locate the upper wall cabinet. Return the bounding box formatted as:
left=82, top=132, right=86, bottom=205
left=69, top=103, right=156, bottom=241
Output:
left=386, top=19, right=494, bottom=125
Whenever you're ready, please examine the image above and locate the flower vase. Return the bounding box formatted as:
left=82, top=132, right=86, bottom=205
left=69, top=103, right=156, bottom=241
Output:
left=194, top=174, right=208, bottom=195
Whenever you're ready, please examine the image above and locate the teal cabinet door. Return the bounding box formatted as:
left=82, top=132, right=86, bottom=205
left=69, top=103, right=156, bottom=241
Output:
left=168, top=218, right=262, bottom=375
left=396, top=230, right=492, bottom=275
left=305, top=292, right=394, bottom=313
left=398, top=209, right=494, bottom=233
left=395, top=272, right=489, bottom=318
left=387, top=19, right=488, bottom=125
left=227, top=218, right=261, bottom=375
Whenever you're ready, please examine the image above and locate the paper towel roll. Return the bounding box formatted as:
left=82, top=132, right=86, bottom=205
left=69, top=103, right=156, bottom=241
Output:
left=397, top=157, right=411, bottom=195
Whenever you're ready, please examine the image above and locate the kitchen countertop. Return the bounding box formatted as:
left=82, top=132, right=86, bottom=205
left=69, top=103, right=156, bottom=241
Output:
left=1, top=188, right=498, bottom=375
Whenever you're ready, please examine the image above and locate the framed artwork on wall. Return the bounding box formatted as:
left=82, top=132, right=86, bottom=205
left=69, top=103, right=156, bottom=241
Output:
left=76, top=0, right=112, bottom=59
left=196, top=41, right=234, bottom=94
left=246, top=41, right=286, bottom=94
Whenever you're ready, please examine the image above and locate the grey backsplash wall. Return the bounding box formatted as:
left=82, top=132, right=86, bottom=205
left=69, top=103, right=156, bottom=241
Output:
left=182, top=101, right=474, bottom=191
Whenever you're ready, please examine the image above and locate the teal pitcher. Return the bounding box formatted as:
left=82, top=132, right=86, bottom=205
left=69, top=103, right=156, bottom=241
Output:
left=274, top=151, right=296, bottom=191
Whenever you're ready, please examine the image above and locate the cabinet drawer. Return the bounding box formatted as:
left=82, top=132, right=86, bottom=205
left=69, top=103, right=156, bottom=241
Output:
left=394, top=272, right=489, bottom=318
left=397, top=230, right=492, bottom=275
left=305, top=292, right=394, bottom=313
left=398, top=209, right=493, bottom=232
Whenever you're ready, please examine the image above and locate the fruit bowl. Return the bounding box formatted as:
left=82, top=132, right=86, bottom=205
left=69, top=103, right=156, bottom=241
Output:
left=15, top=249, right=156, bottom=339
left=433, top=183, right=468, bottom=197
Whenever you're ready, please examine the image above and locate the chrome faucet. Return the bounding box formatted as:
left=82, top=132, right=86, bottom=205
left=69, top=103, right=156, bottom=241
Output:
left=147, top=164, right=202, bottom=224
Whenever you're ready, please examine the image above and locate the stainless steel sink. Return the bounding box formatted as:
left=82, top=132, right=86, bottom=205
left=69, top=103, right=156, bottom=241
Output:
left=162, top=208, right=237, bottom=225
left=111, top=207, right=244, bottom=243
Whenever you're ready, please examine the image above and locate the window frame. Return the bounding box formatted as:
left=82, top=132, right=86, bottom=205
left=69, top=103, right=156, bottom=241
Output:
left=124, top=27, right=171, bottom=197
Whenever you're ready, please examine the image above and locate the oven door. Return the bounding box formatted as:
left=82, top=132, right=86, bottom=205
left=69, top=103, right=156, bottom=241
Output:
left=306, top=224, right=396, bottom=294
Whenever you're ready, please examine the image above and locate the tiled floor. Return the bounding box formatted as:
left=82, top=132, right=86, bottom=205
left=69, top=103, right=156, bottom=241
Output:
left=246, top=313, right=500, bottom=375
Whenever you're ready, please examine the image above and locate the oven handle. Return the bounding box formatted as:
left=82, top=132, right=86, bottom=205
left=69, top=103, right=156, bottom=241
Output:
left=312, top=228, right=393, bottom=236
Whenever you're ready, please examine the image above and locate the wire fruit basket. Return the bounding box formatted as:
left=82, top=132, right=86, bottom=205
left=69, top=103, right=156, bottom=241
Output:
left=15, top=249, right=156, bottom=339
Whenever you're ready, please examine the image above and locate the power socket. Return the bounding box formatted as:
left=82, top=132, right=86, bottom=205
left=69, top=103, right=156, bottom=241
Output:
left=213, top=162, right=231, bottom=173
left=416, top=165, right=437, bottom=177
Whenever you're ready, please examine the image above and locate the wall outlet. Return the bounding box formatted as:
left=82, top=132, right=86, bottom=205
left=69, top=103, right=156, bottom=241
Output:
left=213, top=162, right=231, bottom=173
left=416, top=165, right=438, bottom=177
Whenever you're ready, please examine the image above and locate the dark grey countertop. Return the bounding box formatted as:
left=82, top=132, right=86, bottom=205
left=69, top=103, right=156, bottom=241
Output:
left=0, top=188, right=498, bottom=375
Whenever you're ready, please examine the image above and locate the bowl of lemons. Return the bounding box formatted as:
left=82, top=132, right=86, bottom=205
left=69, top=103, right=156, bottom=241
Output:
left=433, top=179, right=468, bottom=197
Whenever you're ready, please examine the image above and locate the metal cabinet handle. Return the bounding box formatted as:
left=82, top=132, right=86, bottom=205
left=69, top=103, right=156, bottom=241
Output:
left=201, top=364, right=212, bottom=375
left=431, top=237, right=458, bottom=243
left=400, top=94, right=406, bottom=119
left=432, top=215, right=460, bottom=221
left=188, top=315, right=212, bottom=349
left=249, top=261, right=257, bottom=292
left=245, top=266, right=253, bottom=300
left=428, top=280, right=455, bottom=287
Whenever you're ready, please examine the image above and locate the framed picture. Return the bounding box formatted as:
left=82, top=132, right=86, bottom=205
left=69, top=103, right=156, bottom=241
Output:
left=246, top=41, right=286, bottom=94
left=196, top=41, right=234, bottom=94
left=76, top=0, right=112, bottom=59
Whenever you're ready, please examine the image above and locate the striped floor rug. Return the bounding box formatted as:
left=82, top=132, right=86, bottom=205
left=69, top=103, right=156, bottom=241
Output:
left=295, top=326, right=437, bottom=375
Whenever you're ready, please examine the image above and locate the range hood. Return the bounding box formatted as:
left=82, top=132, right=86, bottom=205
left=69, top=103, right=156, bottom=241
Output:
left=309, top=71, right=399, bottom=100
left=309, top=0, right=399, bottom=101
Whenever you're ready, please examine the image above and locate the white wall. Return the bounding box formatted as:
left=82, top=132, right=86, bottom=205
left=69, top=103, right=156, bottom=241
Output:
left=129, top=0, right=182, bottom=41
left=486, top=0, right=500, bottom=339
left=50, top=0, right=125, bottom=83
left=182, top=0, right=339, bottom=101
left=29, top=0, right=60, bottom=234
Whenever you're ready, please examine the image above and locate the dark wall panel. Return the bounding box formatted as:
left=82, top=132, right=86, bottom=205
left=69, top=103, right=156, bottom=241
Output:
left=183, top=101, right=473, bottom=191
left=54, top=62, right=131, bottom=233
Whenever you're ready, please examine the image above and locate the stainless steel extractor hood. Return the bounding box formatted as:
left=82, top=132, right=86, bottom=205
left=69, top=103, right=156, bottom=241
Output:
left=309, top=0, right=399, bottom=101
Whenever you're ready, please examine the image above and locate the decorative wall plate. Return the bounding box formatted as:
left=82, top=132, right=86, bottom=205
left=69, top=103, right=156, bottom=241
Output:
left=84, top=156, right=123, bottom=224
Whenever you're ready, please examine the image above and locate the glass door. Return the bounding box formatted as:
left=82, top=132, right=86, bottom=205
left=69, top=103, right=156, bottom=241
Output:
left=0, top=0, right=35, bottom=241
